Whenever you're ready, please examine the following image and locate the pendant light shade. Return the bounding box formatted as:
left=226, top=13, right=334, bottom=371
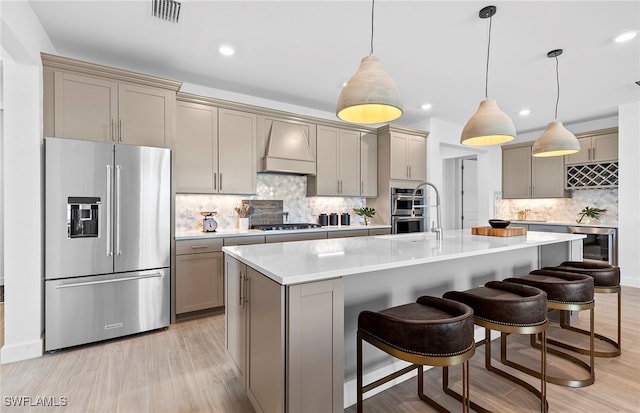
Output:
left=461, top=5, right=515, bottom=146
left=336, top=55, right=403, bottom=124
left=336, top=0, right=403, bottom=124
left=532, top=49, right=580, bottom=157
left=460, top=99, right=516, bottom=145
left=532, top=121, right=580, bottom=157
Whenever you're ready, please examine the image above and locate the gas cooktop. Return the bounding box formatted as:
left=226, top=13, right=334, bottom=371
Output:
left=252, top=223, right=322, bottom=231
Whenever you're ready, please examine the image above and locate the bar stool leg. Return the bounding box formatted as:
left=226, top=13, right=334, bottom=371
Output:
left=357, top=330, right=363, bottom=413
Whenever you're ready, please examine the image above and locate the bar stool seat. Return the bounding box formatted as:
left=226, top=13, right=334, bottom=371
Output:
left=504, top=270, right=595, bottom=388
left=444, top=281, right=549, bottom=413
left=357, top=296, right=475, bottom=413
left=543, top=260, right=621, bottom=357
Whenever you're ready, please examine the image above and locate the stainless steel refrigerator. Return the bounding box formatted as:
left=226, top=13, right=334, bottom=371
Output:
left=45, top=137, right=170, bottom=351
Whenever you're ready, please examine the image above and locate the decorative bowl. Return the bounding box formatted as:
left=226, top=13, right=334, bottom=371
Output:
left=489, top=219, right=511, bottom=229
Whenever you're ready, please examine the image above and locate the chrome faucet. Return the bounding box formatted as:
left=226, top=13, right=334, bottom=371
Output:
left=411, top=182, right=443, bottom=240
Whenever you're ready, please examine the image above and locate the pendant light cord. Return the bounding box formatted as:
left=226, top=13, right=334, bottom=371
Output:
left=370, top=0, right=375, bottom=56
left=485, top=14, right=492, bottom=99
left=554, top=54, right=560, bottom=120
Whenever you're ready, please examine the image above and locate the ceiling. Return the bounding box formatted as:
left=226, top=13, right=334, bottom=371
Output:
left=27, top=0, right=640, bottom=135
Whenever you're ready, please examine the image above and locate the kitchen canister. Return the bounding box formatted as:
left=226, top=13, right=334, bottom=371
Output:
left=318, top=213, right=328, bottom=226
left=329, top=213, right=338, bottom=226
left=340, top=213, right=350, bottom=226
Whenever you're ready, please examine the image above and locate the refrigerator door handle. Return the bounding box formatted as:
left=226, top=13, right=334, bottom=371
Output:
left=106, top=165, right=113, bottom=256
left=115, top=164, right=122, bottom=256
left=55, top=272, right=164, bottom=289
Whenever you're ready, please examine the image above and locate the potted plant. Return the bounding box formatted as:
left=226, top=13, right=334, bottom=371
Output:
left=576, top=206, right=607, bottom=224
left=353, top=207, right=375, bottom=226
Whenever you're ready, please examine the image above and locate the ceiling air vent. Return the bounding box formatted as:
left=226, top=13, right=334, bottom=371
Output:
left=152, top=0, right=181, bottom=23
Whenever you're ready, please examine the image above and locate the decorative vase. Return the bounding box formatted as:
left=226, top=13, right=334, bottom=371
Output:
left=238, top=217, right=249, bottom=230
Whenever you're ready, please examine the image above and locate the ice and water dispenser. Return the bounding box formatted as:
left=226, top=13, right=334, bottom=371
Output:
left=67, top=197, right=100, bottom=238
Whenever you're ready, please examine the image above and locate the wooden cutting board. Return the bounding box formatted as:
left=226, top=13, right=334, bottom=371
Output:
left=471, top=226, right=527, bottom=237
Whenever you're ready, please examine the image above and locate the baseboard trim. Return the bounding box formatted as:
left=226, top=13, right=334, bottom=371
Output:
left=1, top=338, right=43, bottom=364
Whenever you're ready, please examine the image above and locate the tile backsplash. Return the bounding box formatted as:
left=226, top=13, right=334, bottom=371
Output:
left=176, top=174, right=367, bottom=232
left=495, top=189, right=618, bottom=225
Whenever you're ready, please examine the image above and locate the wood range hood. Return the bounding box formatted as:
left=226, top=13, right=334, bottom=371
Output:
left=263, top=120, right=316, bottom=175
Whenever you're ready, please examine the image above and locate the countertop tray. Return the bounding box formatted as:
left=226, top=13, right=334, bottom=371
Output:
left=471, top=226, right=527, bottom=237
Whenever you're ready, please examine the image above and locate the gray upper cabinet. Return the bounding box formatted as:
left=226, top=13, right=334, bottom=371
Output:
left=308, top=125, right=360, bottom=196
left=502, top=143, right=566, bottom=199
left=565, top=130, right=618, bottom=165
left=42, top=53, right=180, bottom=148
left=360, top=132, right=378, bottom=197
left=175, top=97, right=256, bottom=194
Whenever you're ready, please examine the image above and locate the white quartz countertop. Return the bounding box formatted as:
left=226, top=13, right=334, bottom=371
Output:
left=222, top=229, right=585, bottom=286
left=175, top=224, right=391, bottom=240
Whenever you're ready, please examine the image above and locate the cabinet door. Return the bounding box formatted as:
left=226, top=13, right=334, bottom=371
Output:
left=565, top=137, right=592, bottom=165
left=338, top=129, right=360, bottom=196
left=247, top=268, right=285, bottom=413
left=54, top=72, right=117, bottom=142
left=175, top=252, right=223, bottom=314
left=407, top=135, right=426, bottom=181
left=592, top=133, right=618, bottom=162
left=316, top=126, right=340, bottom=195
left=225, top=256, right=247, bottom=388
left=118, top=83, right=174, bottom=148
left=360, top=132, right=378, bottom=197
left=532, top=155, right=565, bottom=198
left=218, top=109, right=257, bottom=194
left=389, top=132, right=409, bottom=180
left=502, top=146, right=532, bottom=198
left=175, top=102, right=218, bottom=193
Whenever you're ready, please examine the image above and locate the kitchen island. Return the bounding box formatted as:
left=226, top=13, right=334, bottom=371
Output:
left=222, top=230, right=585, bottom=413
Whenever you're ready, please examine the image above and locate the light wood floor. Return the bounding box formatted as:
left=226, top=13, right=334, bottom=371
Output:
left=1, top=287, right=639, bottom=412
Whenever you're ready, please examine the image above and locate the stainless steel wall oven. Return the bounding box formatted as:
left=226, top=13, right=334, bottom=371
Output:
left=391, top=187, right=425, bottom=233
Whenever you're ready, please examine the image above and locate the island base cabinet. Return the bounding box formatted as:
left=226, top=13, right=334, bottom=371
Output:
left=287, top=279, right=344, bottom=413
left=224, top=255, right=345, bottom=413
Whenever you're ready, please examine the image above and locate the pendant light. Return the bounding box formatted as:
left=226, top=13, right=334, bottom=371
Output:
left=532, top=49, right=580, bottom=157
left=461, top=5, right=516, bottom=146
left=336, top=0, right=403, bottom=124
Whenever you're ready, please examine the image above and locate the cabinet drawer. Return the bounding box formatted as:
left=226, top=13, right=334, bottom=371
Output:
left=265, top=232, right=327, bottom=243
left=368, top=228, right=392, bottom=236
left=223, top=235, right=266, bottom=246
left=327, top=229, right=369, bottom=238
left=176, top=238, right=223, bottom=255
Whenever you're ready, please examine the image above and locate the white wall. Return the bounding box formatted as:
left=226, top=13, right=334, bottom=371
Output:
left=618, top=101, right=640, bottom=287
left=1, top=1, right=56, bottom=363
left=409, top=117, right=501, bottom=229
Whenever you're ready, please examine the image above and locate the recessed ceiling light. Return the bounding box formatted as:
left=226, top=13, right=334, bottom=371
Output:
left=219, top=45, right=235, bottom=56
left=519, top=109, right=531, bottom=116
left=614, top=31, right=637, bottom=43
left=420, top=103, right=432, bottom=110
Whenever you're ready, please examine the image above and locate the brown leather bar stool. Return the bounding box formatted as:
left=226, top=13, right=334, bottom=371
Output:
left=444, top=281, right=549, bottom=413
left=543, top=260, right=621, bottom=357
left=503, top=269, right=595, bottom=388
left=357, top=296, right=475, bottom=413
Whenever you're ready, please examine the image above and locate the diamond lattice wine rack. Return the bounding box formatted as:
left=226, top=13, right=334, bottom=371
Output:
left=566, top=162, right=619, bottom=189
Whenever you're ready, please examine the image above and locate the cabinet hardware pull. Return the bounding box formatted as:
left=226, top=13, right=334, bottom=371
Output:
left=239, top=273, right=243, bottom=306
left=243, top=274, right=249, bottom=307
left=111, top=119, right=115, bottom=141
left=409, top=165, right=412, bottom=178
left=219, top=173, right=223, bottom=191
left=592, top=148, right=595, bottom=160
left=190, top=245, right=209, bottom=249
left=213, top=172, right=217, bottom=190
left=119, top=120, right=123, bottom=142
